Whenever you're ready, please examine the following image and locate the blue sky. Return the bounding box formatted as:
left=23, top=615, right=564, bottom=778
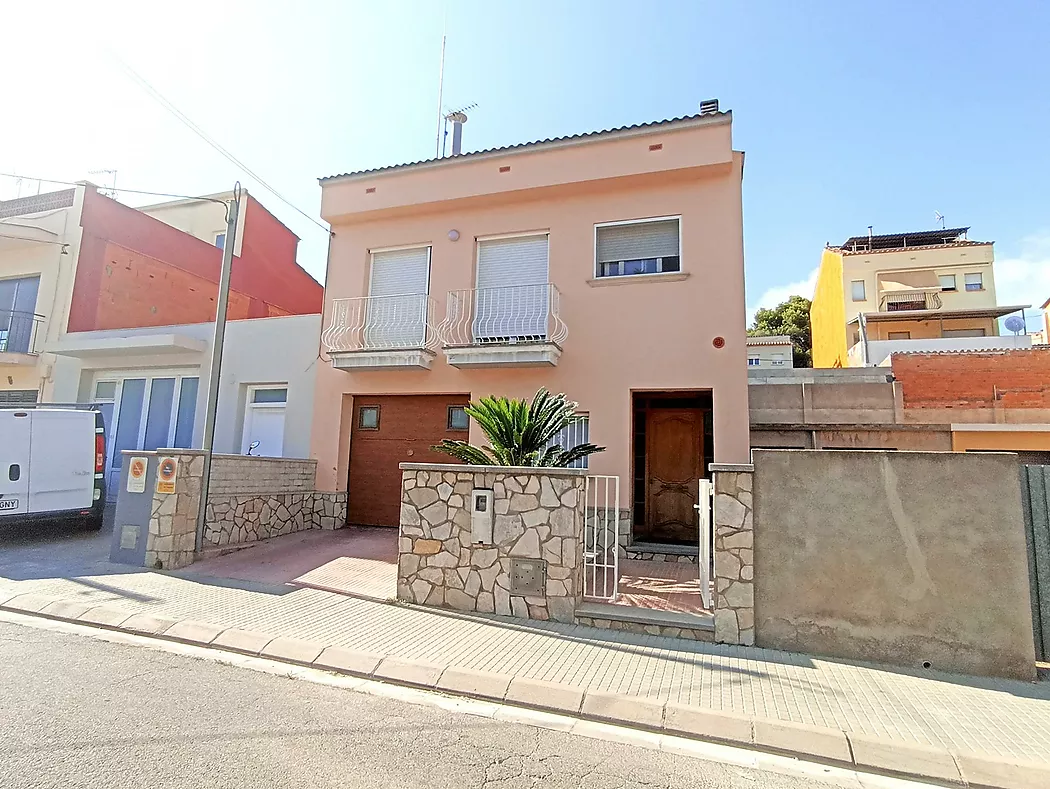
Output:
left=2, top=0, right=1047, bottom=327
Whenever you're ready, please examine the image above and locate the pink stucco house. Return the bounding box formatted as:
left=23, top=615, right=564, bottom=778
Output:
left=311, top=103, right=749, bottom=566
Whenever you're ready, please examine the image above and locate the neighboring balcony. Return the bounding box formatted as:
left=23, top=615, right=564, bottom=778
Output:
left=0, top=310, right=45, bottom=365
left=321, top=295, right=441, bottom=371
left=880, top=290, right=942, bottom=312
left=441, top=283, right=567, bottom=368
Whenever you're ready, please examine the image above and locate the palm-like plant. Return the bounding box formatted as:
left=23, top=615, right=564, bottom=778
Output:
left=434, top=388, right=605, bottom=468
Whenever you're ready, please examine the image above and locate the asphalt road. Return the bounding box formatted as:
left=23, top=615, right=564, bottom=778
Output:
left=0, top=620, right=849, bottom=789
left=0, top=505, right=118, bottom=581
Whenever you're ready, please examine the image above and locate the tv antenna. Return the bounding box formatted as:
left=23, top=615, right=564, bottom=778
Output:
left=89, top=169, right=118, bottom=198
left=934, top=211, right=945, bottom=229
left=442, top=103, right=477, bottom=157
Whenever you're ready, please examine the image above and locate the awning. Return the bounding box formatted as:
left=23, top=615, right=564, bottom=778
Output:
left=877, top=270, right=940, bottom=293
left=847, top=304, right=1031, bottom=325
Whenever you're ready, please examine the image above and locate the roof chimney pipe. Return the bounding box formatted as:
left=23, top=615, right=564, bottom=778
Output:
left=699, top=99, right=719, bottom=115
left=448, top=111, right=468, bottom=156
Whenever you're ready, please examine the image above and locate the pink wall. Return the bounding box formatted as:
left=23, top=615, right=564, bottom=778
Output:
left=312, top=120, right=749, bottom=499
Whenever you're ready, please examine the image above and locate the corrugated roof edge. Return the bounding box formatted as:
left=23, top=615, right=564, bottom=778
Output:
left=318, top=111, right=731, bottom=183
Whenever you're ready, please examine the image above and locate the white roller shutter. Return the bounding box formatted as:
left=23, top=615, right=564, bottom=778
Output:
left=474, top=235, right=549, bottom=342
left=596, top=219, right=679, bottom=264
left=369, top=247, right=430, bottom=296
left=365, top=247, right=430, bottom=348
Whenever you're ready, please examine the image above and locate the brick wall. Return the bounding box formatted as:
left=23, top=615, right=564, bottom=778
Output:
left=207, top=454, right=317, bottom=496
left=893, top=348, right=1050, bottom=409
left=69, top=189, right=321, bottom=332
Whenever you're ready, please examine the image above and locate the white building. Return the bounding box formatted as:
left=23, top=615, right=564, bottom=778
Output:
left=746, top=335, right=794, bottom=369
left=48, top=314, right=319, bottom=495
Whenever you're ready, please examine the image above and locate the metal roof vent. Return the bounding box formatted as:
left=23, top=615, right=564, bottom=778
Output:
left=699, top=99, right=719, bottom=115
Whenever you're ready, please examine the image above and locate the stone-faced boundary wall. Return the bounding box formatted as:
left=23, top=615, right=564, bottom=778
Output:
left=142, top=450, right=346, bottom=569
left=711, top=463, right=755, bottom=647
left=202, top=454, right=344, bottom=547
left=397, top=463, right=586, bottom=623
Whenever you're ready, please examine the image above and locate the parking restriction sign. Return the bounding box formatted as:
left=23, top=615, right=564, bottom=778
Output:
left=156, top=456, right=178, bottom=494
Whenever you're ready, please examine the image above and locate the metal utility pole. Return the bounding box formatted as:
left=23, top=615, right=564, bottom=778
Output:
left=195, top=183, right=241, bottom=551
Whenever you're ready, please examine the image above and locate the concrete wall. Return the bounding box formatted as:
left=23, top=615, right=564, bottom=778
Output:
left=751, top=449, right=1036, bottom=680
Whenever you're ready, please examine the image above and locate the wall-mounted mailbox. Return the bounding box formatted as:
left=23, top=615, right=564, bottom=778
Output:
left=471, top=488, right=494, bottom=544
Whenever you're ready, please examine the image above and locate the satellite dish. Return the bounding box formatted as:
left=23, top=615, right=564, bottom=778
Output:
left=1004, top=316, right=1026, bottom=335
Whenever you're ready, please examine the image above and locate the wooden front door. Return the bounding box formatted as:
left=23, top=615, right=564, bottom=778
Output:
left=645, top=410, right=702, bottom=544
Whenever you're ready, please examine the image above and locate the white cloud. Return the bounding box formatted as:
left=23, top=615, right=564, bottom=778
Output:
left=746, top=267, right=819, bottom=326
left=994, top=233, right=1050, bottom=335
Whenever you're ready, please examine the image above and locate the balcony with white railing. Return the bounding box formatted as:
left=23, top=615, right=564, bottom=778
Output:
left=320, top=294, right=442, bottom=370
left=441, top=283, right=567, bottom=368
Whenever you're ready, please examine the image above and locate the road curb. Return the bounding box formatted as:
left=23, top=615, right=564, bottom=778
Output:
left=3, top=596, right=1048, bottom=789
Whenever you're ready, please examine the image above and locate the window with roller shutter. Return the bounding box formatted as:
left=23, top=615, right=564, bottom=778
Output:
left=365, top=246, right=431, bottom=348
left=595, top=218, right=680, bottom=278
left=473, top=234, right=550, bottom=342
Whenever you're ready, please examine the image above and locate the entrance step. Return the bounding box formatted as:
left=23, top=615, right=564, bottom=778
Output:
left=576, top=601, right=714, bottom=642
left=625, top=542, right=699, bottom=564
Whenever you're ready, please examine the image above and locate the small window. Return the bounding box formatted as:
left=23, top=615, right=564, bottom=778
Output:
left=252, top=387, right=287, bottom=404
left=943, top=328, right=987, bottom=338
left=771, top=354, right=786, bottom=366
left=214, top=232, right=226, bottom=250
left=94, top=381, right=117, bottom=400
left=851, top=280, right=866, bottom=301
left=595, top=218, right=680, bottom=278
left=447, top=406, right=469, bottom=431
left=939, top=274, right=957, bottom=292
left=888, top=331, right=911, bottom=340
left=358, top=406, right=380, bottom=430
left=964, top=272, right=984, bottom=291
left=747, top=356, right=761, bottom=367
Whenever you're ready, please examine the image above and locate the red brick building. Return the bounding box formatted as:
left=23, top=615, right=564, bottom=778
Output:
left=69, top=188, right=321, bottom=332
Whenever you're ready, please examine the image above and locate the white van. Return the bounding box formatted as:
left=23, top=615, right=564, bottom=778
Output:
left=0, top=407, right=106, bottom=530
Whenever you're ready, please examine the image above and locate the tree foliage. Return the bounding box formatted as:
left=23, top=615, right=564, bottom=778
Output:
left=433, top=388, right=605, bottom=467
left=748, top=295, right=813, bottom=368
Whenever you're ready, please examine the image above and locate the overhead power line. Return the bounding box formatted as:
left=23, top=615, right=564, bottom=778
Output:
left=109, top=54, right=329, bottom=233
left=0, top=173, right=228, bottom=206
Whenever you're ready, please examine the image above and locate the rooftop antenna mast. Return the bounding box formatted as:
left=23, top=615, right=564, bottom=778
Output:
left=434, top=9, right=447, bottom=159
left=89, top=169, right=118, bottom=198
left=442, top=103, right=477, bottom=157
left=934, top=211, right=946, bottom=229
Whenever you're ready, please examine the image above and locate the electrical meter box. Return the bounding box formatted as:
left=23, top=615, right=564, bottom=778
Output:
left=470, top=488, right=494, bottom=544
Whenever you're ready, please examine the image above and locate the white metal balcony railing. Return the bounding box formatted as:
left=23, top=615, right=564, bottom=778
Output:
left=441, top=283, right=567, bottom=347
left=320, top=295, right=441, bottom=354
left=880, top=290, right=943, bottom=312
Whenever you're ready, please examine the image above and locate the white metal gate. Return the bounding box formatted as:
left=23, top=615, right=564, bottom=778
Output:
left=583, top=475, right=620, bottom=601
left=696, top=478, right=714, bottom=609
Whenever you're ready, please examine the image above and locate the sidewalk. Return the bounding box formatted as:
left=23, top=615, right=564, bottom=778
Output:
left=2, top=559, right=1049, bottom=787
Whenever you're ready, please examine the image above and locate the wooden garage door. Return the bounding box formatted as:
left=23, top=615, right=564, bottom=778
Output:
left=348, top=395, right=470, bottom=527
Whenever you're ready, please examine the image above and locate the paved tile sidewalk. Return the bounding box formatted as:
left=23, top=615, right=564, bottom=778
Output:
left=2, top=563, right=1050, bottom=768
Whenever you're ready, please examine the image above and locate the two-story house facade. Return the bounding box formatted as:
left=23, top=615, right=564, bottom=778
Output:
left=811, top=227, right=1030, bottom=367
left=312, top=108, right=749, bottom=552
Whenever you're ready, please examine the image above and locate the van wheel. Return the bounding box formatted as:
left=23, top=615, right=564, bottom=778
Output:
left=83, top=514, right=104, bottom=532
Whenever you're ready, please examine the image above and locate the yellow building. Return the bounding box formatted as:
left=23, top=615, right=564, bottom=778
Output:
left=811, top=227, right=1030, bottom=367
